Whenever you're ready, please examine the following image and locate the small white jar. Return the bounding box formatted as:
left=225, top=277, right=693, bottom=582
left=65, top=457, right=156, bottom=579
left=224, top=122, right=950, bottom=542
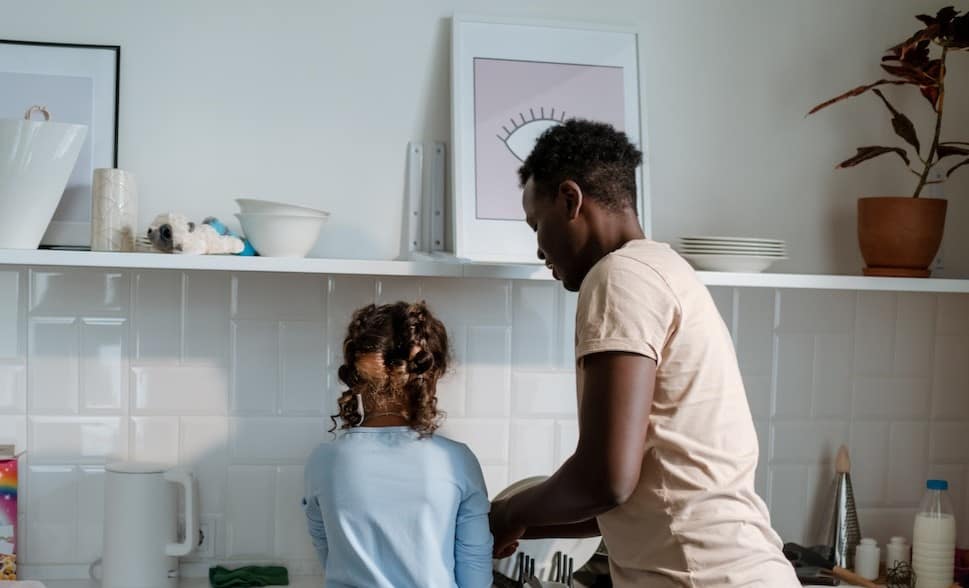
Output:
left=855, top=537, right=881, bottom=580
left=885, top=536, right=910, bottom=568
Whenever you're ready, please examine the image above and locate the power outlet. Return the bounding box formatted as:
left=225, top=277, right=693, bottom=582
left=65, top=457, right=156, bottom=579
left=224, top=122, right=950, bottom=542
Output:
left=197, top=516, right=216, bottom=559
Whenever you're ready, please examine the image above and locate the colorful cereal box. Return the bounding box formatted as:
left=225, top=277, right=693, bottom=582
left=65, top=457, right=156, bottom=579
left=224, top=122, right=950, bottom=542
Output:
left=0, top=445, right=19, bottom=580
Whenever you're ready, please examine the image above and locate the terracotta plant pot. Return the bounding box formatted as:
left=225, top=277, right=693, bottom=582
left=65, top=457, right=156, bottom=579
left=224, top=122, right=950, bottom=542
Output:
left=858, top=196, right=947, bottom=277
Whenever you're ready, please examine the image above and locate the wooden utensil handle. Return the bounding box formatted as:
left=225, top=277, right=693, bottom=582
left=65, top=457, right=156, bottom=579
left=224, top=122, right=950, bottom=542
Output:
left=831, top=566, right=882, bottom=588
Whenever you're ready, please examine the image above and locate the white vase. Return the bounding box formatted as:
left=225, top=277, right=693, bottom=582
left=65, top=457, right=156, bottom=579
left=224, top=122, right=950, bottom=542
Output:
left=0, top=117, right=87, bottom=249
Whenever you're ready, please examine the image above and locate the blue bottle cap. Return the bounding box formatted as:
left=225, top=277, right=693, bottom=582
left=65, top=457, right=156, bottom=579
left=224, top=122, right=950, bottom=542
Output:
left=927, top=479, right=948, bottom=490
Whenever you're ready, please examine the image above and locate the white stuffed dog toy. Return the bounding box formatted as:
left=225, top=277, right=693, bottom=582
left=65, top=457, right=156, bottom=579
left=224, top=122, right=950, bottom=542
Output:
left=147, top=213, right=244, bottom=255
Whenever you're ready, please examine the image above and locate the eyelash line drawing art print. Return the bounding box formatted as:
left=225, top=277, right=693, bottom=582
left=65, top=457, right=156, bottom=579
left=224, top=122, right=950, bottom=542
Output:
left=497, top=107, right=567, bottom=162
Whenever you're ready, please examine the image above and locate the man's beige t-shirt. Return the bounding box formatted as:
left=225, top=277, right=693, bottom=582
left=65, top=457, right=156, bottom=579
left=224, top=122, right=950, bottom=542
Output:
left=575, top=239, right=798, bottom=587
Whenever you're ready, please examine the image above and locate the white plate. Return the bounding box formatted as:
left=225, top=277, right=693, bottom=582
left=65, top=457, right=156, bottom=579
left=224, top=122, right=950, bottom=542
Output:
left=679, top=250, right=787, bottom=259
left=677, top=245, right=787, bottom=255
left=681, top=235, right=785, bottom=245
left=493, top=476, right=601, bottom=582
left=682, top=254, right=786, bottom=272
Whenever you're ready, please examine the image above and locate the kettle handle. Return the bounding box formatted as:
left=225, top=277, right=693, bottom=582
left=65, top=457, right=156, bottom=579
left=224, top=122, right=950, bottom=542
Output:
left=164, top=469, right=198, bottom=557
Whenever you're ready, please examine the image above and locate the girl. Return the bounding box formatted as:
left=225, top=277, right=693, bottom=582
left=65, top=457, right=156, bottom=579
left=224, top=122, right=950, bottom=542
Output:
left=303, top=301, right=493, bottom=588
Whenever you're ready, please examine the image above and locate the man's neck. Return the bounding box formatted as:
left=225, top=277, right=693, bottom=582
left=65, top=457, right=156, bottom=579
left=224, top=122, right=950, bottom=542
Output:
left=590, top=211, right=646, bottom=259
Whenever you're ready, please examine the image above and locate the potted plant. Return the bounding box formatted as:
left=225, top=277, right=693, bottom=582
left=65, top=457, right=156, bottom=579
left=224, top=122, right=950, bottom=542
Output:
left=809, top=6, right=969, bottom=277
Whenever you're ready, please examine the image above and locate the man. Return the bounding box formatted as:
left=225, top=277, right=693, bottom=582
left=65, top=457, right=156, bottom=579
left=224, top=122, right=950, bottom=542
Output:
left=489, top=120, right=798, bottom=586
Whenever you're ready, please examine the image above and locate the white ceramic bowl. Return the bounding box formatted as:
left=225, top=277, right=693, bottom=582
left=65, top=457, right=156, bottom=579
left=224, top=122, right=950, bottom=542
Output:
left=681, top=253, right=786, bottom=273
left=493, top=476, right=601, bottom=582
left=235, top=213, right=326, bottom=257
left=235, top=198, right=329, bottom=218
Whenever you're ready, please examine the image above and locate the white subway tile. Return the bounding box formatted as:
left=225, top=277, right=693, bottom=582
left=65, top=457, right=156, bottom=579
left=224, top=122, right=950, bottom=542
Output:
left=932, top=335, right=969, bottom=420
left=0, top=415, right=26, bottom=450
left=510, top=420, right=556, bottom=482
left=76, top=466, right=105, bottom=562
left=855, top=507, right=919, bottom=547
left=812, top=333, right=853, bottom=418
left=375, top=277, right=420, bottom=305
left=231, top=418, right=325, bottom=464
left=436, top=327, right=467, bottom=418
left=774, top=334, right=813, bottom=417
left=930, top=423, right=969, bottom=463
left=512, top=372, right=576, bottom=418
left=232, top=274, right=324, bottom=321
left=466, top=327, right=511, bottom=418
left=29, top=417, right=125, bottom=464
left=230, top=321, right=278, bottom=415
left=133, top=271, right=181, bottom=361
left=325, top=276, right=376, bottom=375
left=226, top=465, right=276, bottom=557
left=853, top=292, right=896, bottom=376
left=80, top=319, right=127, bottom=413
left=130, top=417, right=180, bottom=465
left=888, top=422, right=929, bottom=506
left=936, top=294, right=969, bottom=336
left=274, top=466, right=316, bottom=559
left=0, top=270, right=23, bottom=359
left=25, top=466, right=77, bottom=564
left=30, top=269, right=128, bottom=316
left=512, top=283, right=558, bottom=369
left=183, top=271, right=231, bottom=364
left=560, top=291, right=578, bottom=368
left=772, top=421, right=849, bottom=464
left=180, top=417, right=229, bottom=515
left=777, top=290, right=854, bottom=334
left=555, top=421, right=578, bottom=467
left=0, top=363, right=26, bottom=413
left=482, top=464, right=509, bottom=499
left=805, top=465, right=832, bottom=538
left=437, top=419, right=509, bottom=465
left=742, top=371, right=771, bottom=420
left=708, top=287, right=734, bottom=336
left=894, top=293, right=936, bottom=378
left=280, top=322, right=326, bottom=415
left=768, top=465, right=809, bottom=544
left=133, top=365, right=228, bottom=415
left=421, top=278, right=510, bottom=326
left=737, top=288, right=774, bottom=374
left=28, top=318, right=79, bottom=414
left=853, top=377, right=931, bottom=418
left=849, top=422, right=890, bottom=507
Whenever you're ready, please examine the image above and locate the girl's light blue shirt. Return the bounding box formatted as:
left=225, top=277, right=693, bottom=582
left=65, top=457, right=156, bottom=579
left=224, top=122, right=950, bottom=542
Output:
left=303, top=427, right=493, bottom=588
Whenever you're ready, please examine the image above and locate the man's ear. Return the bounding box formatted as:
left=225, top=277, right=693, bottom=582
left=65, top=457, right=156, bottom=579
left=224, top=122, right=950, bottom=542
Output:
left=558, top=180, right=584, bottom=221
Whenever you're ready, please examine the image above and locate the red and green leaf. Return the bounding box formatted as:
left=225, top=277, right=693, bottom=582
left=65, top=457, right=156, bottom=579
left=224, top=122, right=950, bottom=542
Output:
left=947, top=158, right=969, bottom=178
left=872, top=89, right=921, bottom=153
left=808, top=80, right=909, bottom=115
left=836, top=146, right=911, bottom=169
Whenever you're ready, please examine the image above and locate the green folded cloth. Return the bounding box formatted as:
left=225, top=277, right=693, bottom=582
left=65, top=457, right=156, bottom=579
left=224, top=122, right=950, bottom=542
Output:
left=209, top=565, right=290, bottom=587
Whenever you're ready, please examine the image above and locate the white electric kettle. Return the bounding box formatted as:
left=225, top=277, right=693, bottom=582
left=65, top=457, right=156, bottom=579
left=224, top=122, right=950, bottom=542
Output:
left=92, top=462, right=198, bottom=588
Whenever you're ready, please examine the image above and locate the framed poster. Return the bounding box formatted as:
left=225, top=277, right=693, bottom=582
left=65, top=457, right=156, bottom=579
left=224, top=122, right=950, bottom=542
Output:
left=0, top=40, right=120, bottom=248
left=451, top=16, right=647, bottom=263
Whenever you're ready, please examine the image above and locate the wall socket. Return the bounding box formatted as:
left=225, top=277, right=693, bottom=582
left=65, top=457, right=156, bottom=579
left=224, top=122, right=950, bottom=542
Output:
left=197, top=516, right=216, bottom=559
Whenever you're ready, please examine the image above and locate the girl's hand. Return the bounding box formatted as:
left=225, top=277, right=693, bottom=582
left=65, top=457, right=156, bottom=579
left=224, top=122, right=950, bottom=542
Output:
left=489, top=499, right=526, bottom=558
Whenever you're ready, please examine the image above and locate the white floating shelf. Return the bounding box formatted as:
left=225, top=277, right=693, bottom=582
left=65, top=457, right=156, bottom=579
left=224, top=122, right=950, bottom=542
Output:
left=0, top=249, right=967, bottom=293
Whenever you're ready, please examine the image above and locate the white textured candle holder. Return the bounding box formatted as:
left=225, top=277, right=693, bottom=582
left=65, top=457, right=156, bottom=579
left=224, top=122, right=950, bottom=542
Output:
left=91, top=168, right=138, bottom=252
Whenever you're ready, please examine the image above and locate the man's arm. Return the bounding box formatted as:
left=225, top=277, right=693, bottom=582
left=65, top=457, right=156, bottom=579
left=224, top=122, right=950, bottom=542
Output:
left=490, top=351, right=655, bottom=554
left=522, top=518, right=600, bottom=540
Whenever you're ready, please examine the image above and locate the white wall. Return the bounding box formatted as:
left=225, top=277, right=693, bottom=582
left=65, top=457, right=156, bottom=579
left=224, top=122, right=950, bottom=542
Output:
left=1, top=0, right=965, bottom=273
left=3, top=266, right=969, bottom=579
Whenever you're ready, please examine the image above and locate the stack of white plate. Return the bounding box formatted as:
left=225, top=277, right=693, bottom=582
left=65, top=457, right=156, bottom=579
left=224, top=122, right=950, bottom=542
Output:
left=677, top=236, right=787, bottom=272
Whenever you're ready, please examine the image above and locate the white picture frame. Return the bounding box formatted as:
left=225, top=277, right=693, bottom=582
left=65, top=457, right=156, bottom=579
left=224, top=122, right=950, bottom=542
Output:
left=451, top=15, right=648, bottom=263
left=0, top=40, right=120, bottom=249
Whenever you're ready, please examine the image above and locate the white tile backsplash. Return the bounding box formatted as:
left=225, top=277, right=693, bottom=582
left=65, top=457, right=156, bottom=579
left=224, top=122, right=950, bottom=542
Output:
left=12, top=269, right=969, bottom=568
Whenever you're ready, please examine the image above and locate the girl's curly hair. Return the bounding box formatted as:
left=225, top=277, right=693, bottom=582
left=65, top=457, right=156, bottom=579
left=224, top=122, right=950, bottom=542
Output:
left=331, top=301, right=449, bottom=437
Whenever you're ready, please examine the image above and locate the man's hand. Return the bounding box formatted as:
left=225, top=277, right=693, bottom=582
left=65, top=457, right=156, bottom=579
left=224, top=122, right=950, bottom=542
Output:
left=489, top=499, right=526, bottom=558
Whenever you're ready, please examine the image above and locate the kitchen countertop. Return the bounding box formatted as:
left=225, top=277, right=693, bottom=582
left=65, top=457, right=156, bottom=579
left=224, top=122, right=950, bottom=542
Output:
left=23, top=580, right=861, bottom=588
